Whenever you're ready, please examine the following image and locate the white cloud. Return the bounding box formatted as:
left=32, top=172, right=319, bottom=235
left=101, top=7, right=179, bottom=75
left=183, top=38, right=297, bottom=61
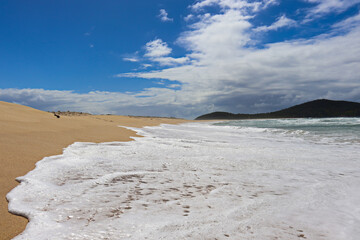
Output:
left=178, top=9, right=252, bottom=63
left=151, top=56, right=190, bottom=66
left=168, top=84, right=181, bottom=88
left=184, top=14, right=195, bottom=21
left=144, top=39, right=172, bottom=57
left=123, top=57, right=139, bottom=62
left=304, top=0, right=360, bottom=20
left=133, top=27, right=360, bottom=90
left=191, top=0, right=278, bottom=12
left=191, top=0, right=260, bottom=11
left=263, top=0, right=279, bottom=9
left=254, top=15, right=297, bottom=32
left=142, top=39, right=190, bottom=66
left=142, top=63, right=153, bottom=68
left=158, top=9, right=173, bottom=22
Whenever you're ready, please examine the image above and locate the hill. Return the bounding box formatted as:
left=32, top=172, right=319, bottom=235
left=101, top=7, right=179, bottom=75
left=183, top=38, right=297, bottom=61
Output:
left=195, top=99, right=360, bottom=120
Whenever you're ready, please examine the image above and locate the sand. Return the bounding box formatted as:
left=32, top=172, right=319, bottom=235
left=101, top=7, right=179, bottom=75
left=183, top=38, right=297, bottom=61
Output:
left=0, top=101, right=190, bottom=240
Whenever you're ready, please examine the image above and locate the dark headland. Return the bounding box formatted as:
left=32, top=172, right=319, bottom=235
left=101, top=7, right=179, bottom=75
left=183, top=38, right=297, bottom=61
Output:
left=195, top=99, right=360, bottom=120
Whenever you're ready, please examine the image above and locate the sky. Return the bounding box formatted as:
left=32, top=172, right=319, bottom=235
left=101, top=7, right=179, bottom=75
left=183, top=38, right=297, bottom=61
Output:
left=0, top=0, right=360, bottom=119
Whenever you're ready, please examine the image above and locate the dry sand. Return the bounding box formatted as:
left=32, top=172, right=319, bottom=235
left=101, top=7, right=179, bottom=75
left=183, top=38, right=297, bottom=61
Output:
left=0, top=101, right=190, bottom=240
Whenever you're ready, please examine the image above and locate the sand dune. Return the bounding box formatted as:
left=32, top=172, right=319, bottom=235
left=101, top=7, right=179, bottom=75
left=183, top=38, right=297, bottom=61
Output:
left=0, top=101, right=189, bottom=240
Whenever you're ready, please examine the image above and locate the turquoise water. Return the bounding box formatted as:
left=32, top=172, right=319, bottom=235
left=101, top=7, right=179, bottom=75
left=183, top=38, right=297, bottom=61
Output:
left=214, top=118, right=360, bottom=144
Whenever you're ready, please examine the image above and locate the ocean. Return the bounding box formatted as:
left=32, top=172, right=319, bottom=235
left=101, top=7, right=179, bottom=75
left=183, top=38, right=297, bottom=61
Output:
left=7, top=118, right=360, bottom=239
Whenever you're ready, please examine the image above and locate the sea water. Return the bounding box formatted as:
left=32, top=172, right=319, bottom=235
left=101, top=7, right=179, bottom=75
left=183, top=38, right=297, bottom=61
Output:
left=7, top=118, right=360, bottom=239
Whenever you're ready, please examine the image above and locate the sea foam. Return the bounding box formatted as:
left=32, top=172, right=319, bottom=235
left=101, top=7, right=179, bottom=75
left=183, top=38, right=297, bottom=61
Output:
left=7, top=121, right=360, bottom=239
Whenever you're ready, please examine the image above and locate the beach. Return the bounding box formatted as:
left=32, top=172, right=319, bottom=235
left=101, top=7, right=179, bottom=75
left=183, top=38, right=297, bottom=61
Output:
left=2, top=101, right=359, bottom=239
left=5, top=117, right=360, bottom=239
left=0, top=101, right=189, bottom=240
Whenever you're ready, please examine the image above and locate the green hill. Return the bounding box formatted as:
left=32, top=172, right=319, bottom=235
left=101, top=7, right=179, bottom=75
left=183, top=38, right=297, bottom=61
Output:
left=195, top=99, right=360, bottom=120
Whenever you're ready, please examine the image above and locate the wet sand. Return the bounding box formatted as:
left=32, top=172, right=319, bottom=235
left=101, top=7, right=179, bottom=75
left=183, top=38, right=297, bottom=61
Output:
left=0, top=101, right=190, bottom=240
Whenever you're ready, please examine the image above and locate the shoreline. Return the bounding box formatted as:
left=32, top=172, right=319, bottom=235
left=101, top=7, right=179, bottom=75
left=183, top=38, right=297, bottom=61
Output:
left=0, top=101, right=190, bottom=240
left=6, top=118, right=359, bottom=239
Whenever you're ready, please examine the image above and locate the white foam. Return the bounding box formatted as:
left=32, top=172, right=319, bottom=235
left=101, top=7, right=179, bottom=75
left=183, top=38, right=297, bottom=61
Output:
left=7, top=122, right=360, bottom=239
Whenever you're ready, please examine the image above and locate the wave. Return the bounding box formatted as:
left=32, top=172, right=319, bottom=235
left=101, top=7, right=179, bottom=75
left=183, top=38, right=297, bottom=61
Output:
left=7, top=122, right=360, bottom=240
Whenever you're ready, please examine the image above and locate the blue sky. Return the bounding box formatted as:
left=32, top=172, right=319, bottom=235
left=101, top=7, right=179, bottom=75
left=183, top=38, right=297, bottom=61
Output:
left=1, top=0, right=360, bottom=118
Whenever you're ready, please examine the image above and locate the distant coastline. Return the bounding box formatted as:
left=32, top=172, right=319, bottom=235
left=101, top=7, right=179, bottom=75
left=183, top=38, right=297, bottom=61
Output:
left=195, top=99, right=360, bottom=120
